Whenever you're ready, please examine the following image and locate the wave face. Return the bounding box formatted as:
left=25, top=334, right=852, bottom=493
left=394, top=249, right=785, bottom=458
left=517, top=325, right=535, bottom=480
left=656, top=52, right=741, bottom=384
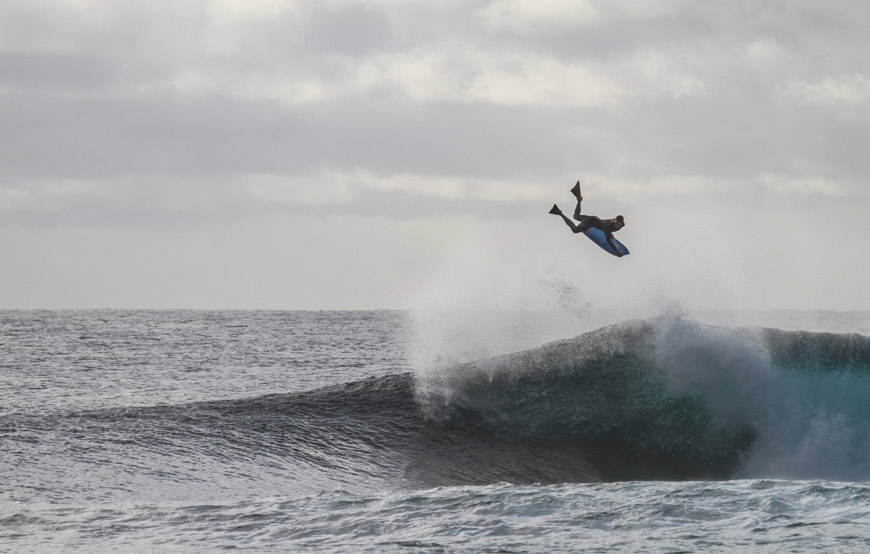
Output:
left=414, top=317, right=870, bottom=483
left=10, top=316, right=870, bottom=500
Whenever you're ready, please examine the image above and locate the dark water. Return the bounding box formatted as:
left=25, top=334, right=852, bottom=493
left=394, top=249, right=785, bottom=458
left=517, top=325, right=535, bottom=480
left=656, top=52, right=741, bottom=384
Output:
left=3, top=310, right=870, bottom=552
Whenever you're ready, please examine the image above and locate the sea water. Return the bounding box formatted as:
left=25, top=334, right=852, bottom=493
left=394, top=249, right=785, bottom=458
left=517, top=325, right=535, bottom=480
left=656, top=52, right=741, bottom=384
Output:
left=3, top=310, right=870, bottom=552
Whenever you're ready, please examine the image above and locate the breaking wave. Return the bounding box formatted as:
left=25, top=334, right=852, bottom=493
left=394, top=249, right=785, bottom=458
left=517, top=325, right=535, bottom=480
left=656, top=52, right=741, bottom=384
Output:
left=10, top=317, right=870, bottom=495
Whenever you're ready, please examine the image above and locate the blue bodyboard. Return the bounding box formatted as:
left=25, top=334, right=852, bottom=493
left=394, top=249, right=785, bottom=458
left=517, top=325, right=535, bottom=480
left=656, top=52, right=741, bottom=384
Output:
left=583, top=227, right=629, bottom=257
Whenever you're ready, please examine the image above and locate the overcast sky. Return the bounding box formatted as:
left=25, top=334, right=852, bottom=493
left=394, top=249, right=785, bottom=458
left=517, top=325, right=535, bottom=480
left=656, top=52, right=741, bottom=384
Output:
left=2, top=0, right=869, bottom=311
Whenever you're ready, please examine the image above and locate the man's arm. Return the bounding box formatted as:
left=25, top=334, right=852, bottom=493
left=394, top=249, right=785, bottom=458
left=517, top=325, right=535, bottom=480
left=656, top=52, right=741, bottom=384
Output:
left=604, top=229, right=624, bottom=257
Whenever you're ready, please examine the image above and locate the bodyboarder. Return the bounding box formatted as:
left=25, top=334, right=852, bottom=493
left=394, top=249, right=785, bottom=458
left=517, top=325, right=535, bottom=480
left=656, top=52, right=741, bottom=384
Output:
left=549, top=181, right=626, bottom=257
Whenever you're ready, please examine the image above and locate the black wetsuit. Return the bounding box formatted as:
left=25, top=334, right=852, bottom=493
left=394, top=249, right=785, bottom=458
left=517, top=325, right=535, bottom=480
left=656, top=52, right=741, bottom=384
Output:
left=573, top=215, right=621, bottom=251
left=574, top=215, right=619, bottom=234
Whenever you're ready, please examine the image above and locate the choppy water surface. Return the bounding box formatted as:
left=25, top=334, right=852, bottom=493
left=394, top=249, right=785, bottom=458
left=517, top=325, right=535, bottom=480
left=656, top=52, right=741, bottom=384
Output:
left=3, top=310, right=870, bottom=552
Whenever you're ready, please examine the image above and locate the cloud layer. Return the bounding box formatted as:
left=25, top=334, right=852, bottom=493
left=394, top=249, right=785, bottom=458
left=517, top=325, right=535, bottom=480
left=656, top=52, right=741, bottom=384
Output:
left=2, top=0, right=869, bottom=309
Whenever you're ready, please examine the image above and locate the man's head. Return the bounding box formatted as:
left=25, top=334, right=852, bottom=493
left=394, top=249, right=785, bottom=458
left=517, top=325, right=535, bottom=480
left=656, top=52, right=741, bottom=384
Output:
left=615, top=215, right=625, bottom=230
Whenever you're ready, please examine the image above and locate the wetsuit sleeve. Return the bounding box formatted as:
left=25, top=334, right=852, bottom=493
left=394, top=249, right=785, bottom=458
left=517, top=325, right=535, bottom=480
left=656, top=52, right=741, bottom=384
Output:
left=604, top=225, right=622, bottom=256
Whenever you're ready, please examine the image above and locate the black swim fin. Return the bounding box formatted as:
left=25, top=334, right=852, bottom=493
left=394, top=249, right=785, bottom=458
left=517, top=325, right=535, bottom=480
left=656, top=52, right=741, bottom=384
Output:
left=570, top=181, right=581, bottom=197
left=548, top=204, right=561, bottom=215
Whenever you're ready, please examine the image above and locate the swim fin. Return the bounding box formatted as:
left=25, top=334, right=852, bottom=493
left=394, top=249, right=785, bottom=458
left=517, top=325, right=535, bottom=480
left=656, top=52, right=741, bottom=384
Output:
left=549, top=204, right=561, bottom=215
left=570, top=181, right=581, bottom=198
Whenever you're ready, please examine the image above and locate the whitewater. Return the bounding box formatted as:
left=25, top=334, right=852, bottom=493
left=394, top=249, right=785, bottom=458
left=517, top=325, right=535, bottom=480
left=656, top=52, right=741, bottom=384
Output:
left=3, top=310, right=870, bottom=552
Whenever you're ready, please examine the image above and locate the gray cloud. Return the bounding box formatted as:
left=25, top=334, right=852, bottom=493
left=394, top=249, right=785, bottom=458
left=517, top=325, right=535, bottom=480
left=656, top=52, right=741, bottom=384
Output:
left=2, top=86, right=864, bottom=188
left=0, top=51, right=115, bottom=90
left=302, top=3, right=393, bottom=55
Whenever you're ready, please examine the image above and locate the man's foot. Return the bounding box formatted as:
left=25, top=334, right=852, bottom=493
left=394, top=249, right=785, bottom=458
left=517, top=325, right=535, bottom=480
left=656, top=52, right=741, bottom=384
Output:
left=570, top=181, right=582, bottom=199
left=549, top=204, right=561, bottom=215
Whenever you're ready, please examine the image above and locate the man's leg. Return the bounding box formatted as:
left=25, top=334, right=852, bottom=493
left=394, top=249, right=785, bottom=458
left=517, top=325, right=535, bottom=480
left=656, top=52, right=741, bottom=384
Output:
left=571, top=181, right=584, bottom=220
left=551, top=206, right=591, bottom=233
left=571, top=214, right=593, bottom=232
left=559, top=212, right=580, bottom=232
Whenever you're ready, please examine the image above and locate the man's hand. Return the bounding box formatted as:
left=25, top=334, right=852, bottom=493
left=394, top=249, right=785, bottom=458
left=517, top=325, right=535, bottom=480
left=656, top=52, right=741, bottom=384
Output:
left=607, top=240, right=621, bottom=256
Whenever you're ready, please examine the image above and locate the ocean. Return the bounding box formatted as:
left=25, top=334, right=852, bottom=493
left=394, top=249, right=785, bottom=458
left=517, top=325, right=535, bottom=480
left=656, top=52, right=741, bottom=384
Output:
left=3, top=309, right=870, bottom=552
